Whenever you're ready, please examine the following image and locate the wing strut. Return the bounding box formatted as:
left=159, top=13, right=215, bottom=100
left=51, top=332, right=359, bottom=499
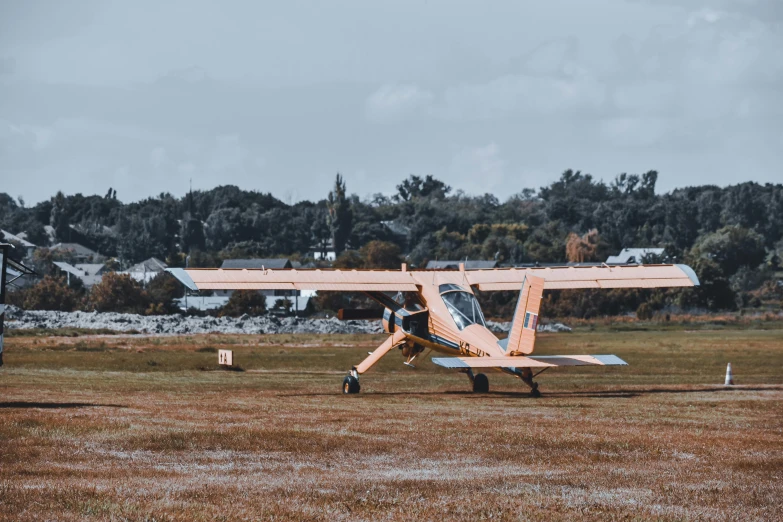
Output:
left=355, top=330, right=407, bottom=374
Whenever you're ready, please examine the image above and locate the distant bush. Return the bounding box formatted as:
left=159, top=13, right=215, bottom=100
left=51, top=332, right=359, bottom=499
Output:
left=144, top=272, right=183, bottom=315
left=310, top=291, right=344, bottom=314
left=272, top=298, right=293, bottom=315
left=636, top=303, right=654, bottom=321
left=359, top=240, right=402, bottom=269
left=87, top=273, right=148, bottom=313
left=8, top=275, right=82, bottom=311
left=220, top=290, right=266, bottom=317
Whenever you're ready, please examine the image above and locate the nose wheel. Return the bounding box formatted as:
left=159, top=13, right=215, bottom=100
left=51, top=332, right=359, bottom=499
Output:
left=342, top=369, right=360, bottom=394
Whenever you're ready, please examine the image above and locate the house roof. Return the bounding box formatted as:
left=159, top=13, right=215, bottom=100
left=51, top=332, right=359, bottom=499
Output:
left=425, top=260, right=499, bottom=270
left=52, top=261, right=105, bottom=286
left=606, top=248, right=665, bottom=264
left=75, top=263, right=106, bottom=276
left=0, top=229, right=36, bottom=248
left=127, top=257, right=168, bottom=273
left=51, top=242, right=100, bottom=258
left=220, top=258, right=292, bottom=270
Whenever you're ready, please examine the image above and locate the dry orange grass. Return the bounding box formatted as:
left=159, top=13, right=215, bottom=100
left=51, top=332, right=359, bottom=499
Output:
left=1, top=328, right=782, bottom=521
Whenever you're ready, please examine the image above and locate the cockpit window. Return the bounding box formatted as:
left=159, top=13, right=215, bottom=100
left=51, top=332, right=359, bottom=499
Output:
left=441, top=290, right=486, bottom=330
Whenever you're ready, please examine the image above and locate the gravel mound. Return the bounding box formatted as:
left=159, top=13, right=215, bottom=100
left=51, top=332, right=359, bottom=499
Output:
left=3, top=306, right=570, bottom=335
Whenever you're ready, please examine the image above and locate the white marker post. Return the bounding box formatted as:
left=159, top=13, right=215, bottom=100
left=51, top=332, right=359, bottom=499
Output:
left=724, top=363, right=734, bottom=386
left=218, top=349, right=233, bottom=367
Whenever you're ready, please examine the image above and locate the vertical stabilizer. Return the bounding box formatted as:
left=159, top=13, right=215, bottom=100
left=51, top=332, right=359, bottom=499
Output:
left=498, top=274, right=544, bottom=355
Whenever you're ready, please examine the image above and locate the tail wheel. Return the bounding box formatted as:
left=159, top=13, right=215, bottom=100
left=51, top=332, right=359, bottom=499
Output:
left=529, top=382, right=541, bottom=398
left=342, top=375, right=360, bottom=394
left=472, top=373, right=489, bottom=393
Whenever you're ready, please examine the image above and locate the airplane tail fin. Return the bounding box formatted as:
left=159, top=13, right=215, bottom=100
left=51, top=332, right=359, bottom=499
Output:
left=498, top=274, right=544, bottom=355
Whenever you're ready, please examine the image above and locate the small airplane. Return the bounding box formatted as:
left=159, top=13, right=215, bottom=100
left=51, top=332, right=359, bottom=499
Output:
left=167, top=263, right=699, bottom=396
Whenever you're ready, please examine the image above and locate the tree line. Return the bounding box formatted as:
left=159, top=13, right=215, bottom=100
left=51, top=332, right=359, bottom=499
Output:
left=1, top=170, right=781, bottom=317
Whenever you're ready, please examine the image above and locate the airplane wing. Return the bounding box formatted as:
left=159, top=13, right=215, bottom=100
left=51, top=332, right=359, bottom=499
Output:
left=431, top=354, right=628, bottom=369
left=166, top=267, right=419, bottom=292
left=466, top=264, right=699, bottom=290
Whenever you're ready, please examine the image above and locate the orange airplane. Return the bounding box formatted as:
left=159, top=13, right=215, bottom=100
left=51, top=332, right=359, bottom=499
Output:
left=167, top=263, right=699, bottom=396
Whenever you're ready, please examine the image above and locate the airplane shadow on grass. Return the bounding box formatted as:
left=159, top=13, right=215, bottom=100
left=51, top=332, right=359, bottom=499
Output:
left=0, top=401, right=127, bottom=409
left=280, top=385, right=782, bottom=399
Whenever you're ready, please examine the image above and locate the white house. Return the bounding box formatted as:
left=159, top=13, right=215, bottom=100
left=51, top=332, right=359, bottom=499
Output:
left=123, top=257, right=168, bottom=284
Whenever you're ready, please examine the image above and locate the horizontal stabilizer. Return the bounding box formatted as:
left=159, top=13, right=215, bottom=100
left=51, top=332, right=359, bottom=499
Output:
left=432, top=354, right=627, bottom=369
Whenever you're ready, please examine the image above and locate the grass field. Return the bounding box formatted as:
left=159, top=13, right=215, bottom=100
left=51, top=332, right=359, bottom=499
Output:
left=1, top=328, right=782, bottom=521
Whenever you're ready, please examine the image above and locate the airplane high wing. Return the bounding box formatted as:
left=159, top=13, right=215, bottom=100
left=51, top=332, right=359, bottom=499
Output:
left=169, top=263, right=698, bottom=292
left=167, top=266, right=419, bottom=292
left=167, top=263, right=699, bottom=396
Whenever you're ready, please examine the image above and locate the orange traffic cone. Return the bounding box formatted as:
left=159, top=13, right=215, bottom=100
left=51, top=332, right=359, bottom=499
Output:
left=724, top=363, right=734, bottom=386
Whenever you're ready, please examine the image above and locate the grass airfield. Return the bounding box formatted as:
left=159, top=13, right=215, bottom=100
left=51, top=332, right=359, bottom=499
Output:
left=1, top=327, right=782, bottom=521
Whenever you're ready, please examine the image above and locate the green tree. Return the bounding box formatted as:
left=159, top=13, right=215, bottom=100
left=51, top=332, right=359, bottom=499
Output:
left=181, top=217, right=206, bottom=254
left=327, top=174, right=353, bottom=255
left=394, top=175, right=451, bottom=201
left=678, top=257, right=736, bottom=311
left=50, top=191, right=71, bottom=242
left=690, top=225, right=766, bottom=276
left=310, top=208, right=331, bottom=258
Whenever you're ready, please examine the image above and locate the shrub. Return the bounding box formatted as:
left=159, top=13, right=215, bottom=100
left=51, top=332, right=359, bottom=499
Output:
left=220, top=290, right=266, bottom=317
left=88, top=273, right=148, bottom=313
left=145, top=272, right=183, bottom=314
left=359, top=240, right=401, bottom=269
left=636, top=303, right=654, bottom=321
left=11, top=276, right=82, bottom=311
left=333, top=250, right=364, bottom=269
left=272, top=298, right=293, bottom=314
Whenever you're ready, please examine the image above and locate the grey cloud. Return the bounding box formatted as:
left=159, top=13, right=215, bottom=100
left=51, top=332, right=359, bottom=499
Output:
left=636, top=0, right=783, bottom=23
left=0, top=57, right=15, bottom=76
left=0, top=0, right=99, bottom=47
left=1, top=0, right=781, bottom=205
left=365, top=84, right=434, bottom=123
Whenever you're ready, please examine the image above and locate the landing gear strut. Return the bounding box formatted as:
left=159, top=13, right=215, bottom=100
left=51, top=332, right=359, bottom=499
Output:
left=520, top=368, right=542, bottom=398
left=342, top=368, right=360, bottom=394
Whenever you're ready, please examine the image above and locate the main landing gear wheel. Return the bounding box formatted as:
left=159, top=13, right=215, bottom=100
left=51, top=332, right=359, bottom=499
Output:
left=342, top=375, right=360, bottom=394
left=472, top=373, right=489, bottom=393
left=530, top=385, right=541, bottom=398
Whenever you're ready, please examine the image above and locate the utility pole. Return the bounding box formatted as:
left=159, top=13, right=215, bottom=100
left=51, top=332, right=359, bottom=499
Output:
left=0, top=244, right=8, bottom=367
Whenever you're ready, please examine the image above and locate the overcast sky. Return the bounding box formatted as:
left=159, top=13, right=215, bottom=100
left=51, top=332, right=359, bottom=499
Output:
left=1, top=0, right=781, bottom=205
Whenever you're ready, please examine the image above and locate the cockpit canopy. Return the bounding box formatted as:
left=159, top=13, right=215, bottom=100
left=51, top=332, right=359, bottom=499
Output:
left=439, top=284, right=486, bottom=330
